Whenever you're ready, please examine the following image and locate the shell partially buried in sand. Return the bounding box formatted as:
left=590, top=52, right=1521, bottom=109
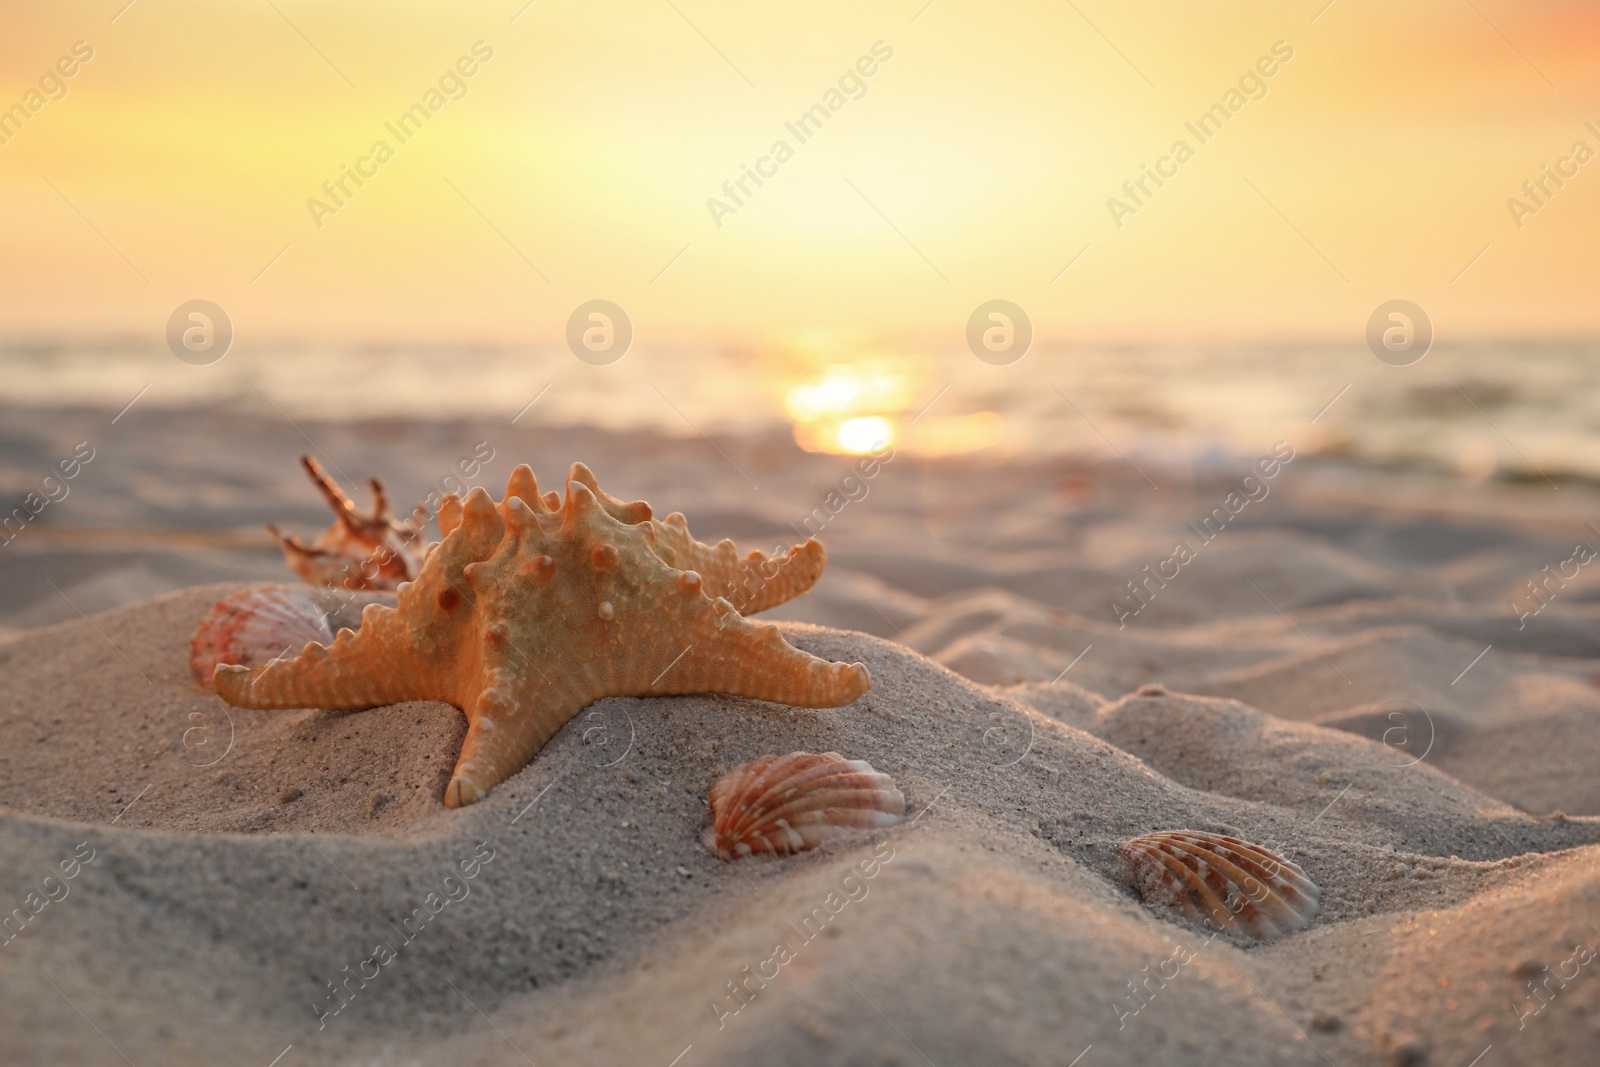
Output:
left=188, top=587, right=335, bottom=689
left=710, top=752, right=905, bottom=859
left=1120, top=830, right=1320, bottom=941
left=188, top=586, right=395, bottom=689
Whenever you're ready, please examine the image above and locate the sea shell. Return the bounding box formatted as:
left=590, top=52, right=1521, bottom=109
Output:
left=710, top=752, right=905, bottom=859
left=212, top=474, right=871, bottom=808
left=189, top=587, right=336, bottom=688
left=1120, top=830, right=1320, bottom=941
left=189, top=586, right=394, bottom=688
left=269, top=456, right=429, bottom=591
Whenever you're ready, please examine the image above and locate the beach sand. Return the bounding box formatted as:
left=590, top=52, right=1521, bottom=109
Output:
left=2, top=403, right=1599, bottom=1065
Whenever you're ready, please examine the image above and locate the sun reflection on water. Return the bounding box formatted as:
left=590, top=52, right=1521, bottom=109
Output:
left=836, top=416, right=895, bottom=453
left=784, top=359, right=914, bottom=454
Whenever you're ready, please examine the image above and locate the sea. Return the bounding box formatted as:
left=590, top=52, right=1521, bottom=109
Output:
left=2, top=337, right=1596, bottom=482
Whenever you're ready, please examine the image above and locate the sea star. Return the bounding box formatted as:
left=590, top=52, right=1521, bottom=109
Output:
left=213, top=475, right=871, bottom=808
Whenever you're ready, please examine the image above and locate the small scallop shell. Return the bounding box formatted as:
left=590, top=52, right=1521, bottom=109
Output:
left=1120, top=830, right=1320, bottom=942
left=188, top=587, right=335, bottom=688
left=710, top=752, right=905, bottom=859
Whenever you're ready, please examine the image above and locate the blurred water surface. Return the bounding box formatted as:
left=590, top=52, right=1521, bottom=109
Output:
left=2, top=338, right=1596, bottom=479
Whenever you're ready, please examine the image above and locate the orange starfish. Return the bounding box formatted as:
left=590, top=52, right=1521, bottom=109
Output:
left=213, top=472, right=871, bottom=808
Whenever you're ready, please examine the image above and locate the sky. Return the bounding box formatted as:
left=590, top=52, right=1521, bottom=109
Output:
left=1, top=0, right=1597, bottom=353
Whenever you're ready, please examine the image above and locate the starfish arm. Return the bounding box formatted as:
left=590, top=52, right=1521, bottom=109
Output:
left=211, top=603, right=424, bottom=710
left=732, top=537, right=826, bottom=614
left=651, top=514, right=826, bottom=614
left=651, top=599, right=870, bottom=707
left=444, top=659, right=581, bottom=808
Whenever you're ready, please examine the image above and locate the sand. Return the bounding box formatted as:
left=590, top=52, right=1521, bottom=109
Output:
left=3, top=404, right=1600, bottom=1065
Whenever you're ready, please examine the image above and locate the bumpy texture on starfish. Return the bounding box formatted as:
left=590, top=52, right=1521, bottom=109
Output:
left=269, top=456, right=427, bottom=590
left=438, top=462, right=826, bottom=615
left=213, top=473, right=871, bottom=808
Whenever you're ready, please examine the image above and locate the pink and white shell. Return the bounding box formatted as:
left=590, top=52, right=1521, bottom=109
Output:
left=710, top=751, right=905, bottom=859
left=1120, top=830, right=1321, bottom=942
left=188, top=587, right=335, bottom=688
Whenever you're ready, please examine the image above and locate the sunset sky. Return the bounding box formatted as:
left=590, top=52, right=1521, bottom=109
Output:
left=1, top=0, right=1597, bottom=350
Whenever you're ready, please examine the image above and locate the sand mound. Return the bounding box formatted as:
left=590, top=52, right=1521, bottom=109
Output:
left=0, top=585, right=463, bottom=836
left=1191, top=627, right=1600, bottom=816
left=3, top=587, right=1599, bottom=1065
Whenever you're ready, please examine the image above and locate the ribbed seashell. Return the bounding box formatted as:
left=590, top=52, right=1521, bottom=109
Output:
left=1120, top=831, right=1320, bottom=942
left=710, top=752, right=905, bottom=859
left=188, top=587, right=335, bottom=688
